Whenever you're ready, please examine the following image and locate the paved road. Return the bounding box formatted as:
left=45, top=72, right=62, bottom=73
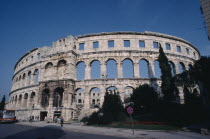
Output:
left=0, top=123, right=129, bottom=139
left=0, top=122, right=209, bottom=139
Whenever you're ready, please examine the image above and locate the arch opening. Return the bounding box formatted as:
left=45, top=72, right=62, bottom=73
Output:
left=53, top=87, right=64, bottom=107
left=76, top=88, right=84, bottom=104
left=178, top=62, right=186, bottom=73
left=139, top=59, right=149, bottom=78
left=169, top=61, right=176, bottom=76
left=124, top=86, right=134, bottom=103
left=90, top=60, right=101, bottom=79
left=122, top=59, right=134, bottom=78
left=90, top=87, right=101, bottom=106
left=34, top=69, right=39, bottom=84
left=76, top=62, right=85, bottom=80
left=45, top=62, right=53, bottom=69
left=106, top=59, right=117, bottom=78
left=154, top=60, right=161, bottom=78
left=106, top=86, right=118, bottom=94
left=41, top=89, right=50, bottom=108
left=57, top=60, right=67, bottom=67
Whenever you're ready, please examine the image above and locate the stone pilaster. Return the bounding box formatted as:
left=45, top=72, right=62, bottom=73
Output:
left=175, top=61, right=180, bottom=74
left=100, top=61, right=106, bottom=78
left=117, top=62, right=123, bottom=78
left=148, top=60, right=155, bottom=78
left=84, top=86, right=90, bottom=108
left=133, top=62, right=140, bottom=78
left=85, top=64, right=90, bottom=79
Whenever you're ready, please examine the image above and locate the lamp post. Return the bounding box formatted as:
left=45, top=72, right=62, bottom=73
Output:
left=100, top=74, right=107, bottom=115
left=101, top=74, right=108, bottom=92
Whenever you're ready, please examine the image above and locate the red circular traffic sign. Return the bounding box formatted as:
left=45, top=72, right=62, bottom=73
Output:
left=127, top=107, right=133, bottom=114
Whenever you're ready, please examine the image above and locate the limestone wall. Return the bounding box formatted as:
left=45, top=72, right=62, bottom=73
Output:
left=7, top=32, right=200, bottom=121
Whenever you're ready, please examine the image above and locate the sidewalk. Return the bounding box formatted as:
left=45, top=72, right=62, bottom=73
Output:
left=17, top=122, right=210, bottom=139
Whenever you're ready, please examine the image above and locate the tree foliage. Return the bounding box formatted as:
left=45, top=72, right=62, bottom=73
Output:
left=86, top=92, right=127, bottom=125
left=102, top=92, right=126, bottom=123
left=0, top=95, right=6, bottom=110
left=193, top=56, right=210, bottom=100
left=158, top=44, right=175, bottom=103
left=131, top=84, right=158, bottom=114
left=176, top=56, right=210, bottom=105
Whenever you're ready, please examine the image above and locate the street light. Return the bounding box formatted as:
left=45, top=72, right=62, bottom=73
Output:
left=101, top=74, right=108, bottom=91
left=101, top=74, right=108, bottom=80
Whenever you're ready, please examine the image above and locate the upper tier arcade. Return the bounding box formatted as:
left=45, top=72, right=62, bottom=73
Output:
left=11, top=31, right=200, bottom=93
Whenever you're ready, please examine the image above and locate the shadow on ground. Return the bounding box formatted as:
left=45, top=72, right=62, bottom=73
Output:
left=2, top=125, right=65, bottom=139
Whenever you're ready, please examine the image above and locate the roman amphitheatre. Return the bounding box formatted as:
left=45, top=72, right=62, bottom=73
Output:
left=6, top=31, right=200, bottom=121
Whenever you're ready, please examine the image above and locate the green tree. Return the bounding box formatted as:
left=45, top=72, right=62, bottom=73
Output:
left=194, top=56, right=210, bottom=101
left=0, top=95, right=6, bottom=110
left=131, top=84, right=158, bottom=114
left=102, top=92, right=126, bottom=124
left=158, top=44, right=174, bottom=103
left=86, top=92, right=127, bottom=125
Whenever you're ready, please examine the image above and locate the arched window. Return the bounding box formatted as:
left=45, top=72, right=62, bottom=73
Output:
left=76, top=62, right=85, bottom=80
left=139, top=59, right=149, bottom=78
left=106, top=59, right=117, bottom=78
left=53, top=87, right=64, bottom=107
left=30, top=92, right=36, bottom=98
left=78, top=99, right=82, bottom=103
left=34, top=69, right=39, bottom=84
left=106, top=86, right=118, bottom=94
left=24, top=93, right=28, bottom=99
left=29, top=92, right=36, bottom=107
left=76, top=88, right=84, bottom=104
left=178, top=62, right=186, bottom=73
left=15, top=95, right=17, bottom=102
left=15, top=77, right=18, bottom=83
left=57, top=60, right=66, bottom=67
left=18, top=95, right=21, bottom=101
left=92, top=99, right=95, bottom=104
left=19, top=75, right=21, bottom=82
left=90, top=60, right=101, bottom=79
left=122, top=59, right=134, bottom=78
left=168, top=61, right=176, bottom=76
left=41, top=89, right=50, bottom=108
left=45, top=62, right=53, bottom=69
left=23, top=93, right=28, bottom=107
left=37, top=53, right=41, bottom=60
left=90, top=88, right=100, bottom=105
left=22, top=73, right=26, bottom=86
left=124, top=86, right=134, bottom=103
left=28, top=71, right=32, bottom=85
left=154, top=60, right=161, bottom=78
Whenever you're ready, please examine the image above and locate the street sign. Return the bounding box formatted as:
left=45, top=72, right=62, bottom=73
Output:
left=127, top=107, right=133, bottom=115
left=127, top=107, right=134, bottom=135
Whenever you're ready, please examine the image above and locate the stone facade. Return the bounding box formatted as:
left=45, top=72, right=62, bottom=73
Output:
left=6, top=32, right=200, bottom=121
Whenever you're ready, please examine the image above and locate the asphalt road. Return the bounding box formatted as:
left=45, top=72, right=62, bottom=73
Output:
left=1, top=122, right=210, bottom=139
left=0, top=123, right=130, bottom=139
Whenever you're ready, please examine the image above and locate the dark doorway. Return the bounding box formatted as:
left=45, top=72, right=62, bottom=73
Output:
left=53, top=111, right=61, bottom=120
left=40, top=111, right=48, bottom=121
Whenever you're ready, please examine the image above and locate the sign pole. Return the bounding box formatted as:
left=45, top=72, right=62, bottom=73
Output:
left=130, top=113, right=134, bottom=135
left=127, top=107, right=134, bottom=135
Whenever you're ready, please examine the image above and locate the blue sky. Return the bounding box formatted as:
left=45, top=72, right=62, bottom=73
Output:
left=0, top=0, right=210, bottom=100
